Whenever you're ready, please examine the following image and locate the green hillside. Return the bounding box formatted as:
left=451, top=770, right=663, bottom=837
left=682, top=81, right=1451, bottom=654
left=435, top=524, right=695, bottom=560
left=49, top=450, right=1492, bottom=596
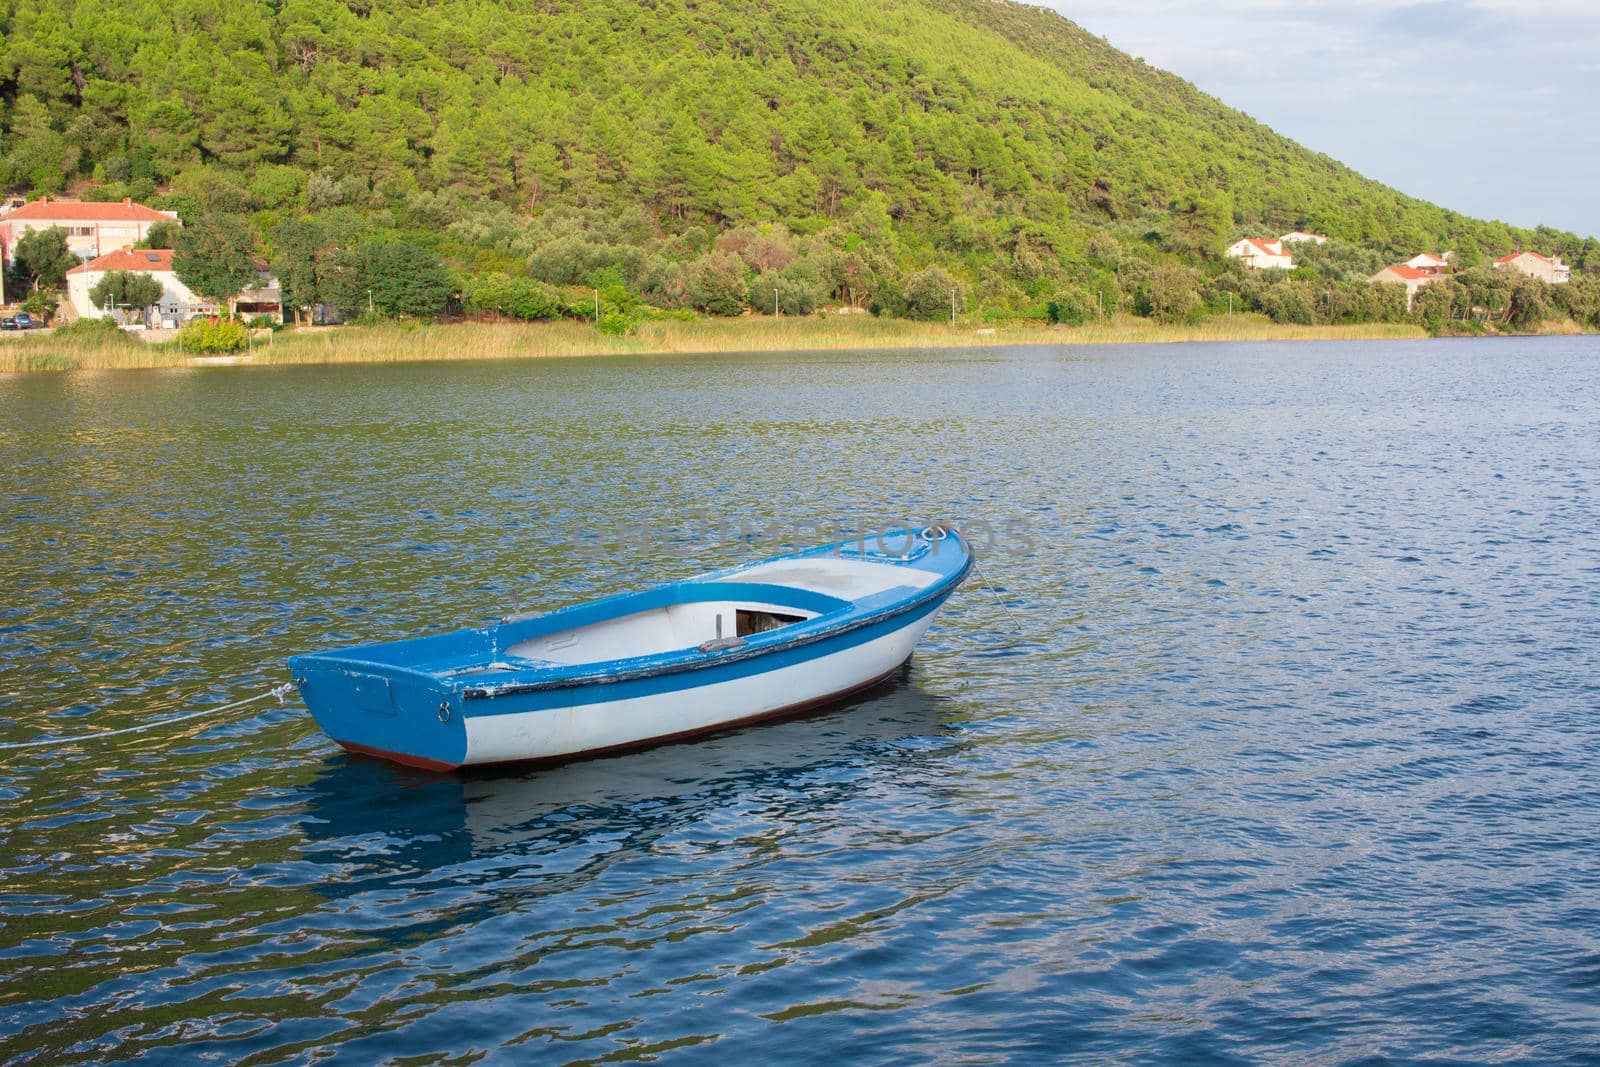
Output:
left=2, top=0, right=1596, bottom=324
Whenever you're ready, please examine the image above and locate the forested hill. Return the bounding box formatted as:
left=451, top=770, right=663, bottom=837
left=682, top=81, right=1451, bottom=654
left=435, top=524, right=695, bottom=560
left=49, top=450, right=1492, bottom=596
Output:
left=1, top=0, right=1595, bottom=318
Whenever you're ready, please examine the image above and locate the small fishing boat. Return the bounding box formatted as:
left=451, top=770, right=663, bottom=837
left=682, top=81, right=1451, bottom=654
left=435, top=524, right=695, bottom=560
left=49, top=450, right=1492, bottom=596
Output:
left=289, top=528, right=971, bottom=770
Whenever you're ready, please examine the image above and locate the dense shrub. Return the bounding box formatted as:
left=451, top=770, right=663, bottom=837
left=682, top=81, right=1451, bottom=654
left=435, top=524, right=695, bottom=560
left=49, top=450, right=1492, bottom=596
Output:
left=527, top=237, right=645, bottom=287
left=326, top=240, right=452, bottom=319
left=1450, top=266, right=1513, bottom=320
left=460, top=272, right=562, bottom=320
left=1253, top=279, right=1319, bottom=325
left=248, top=164, right=307, bottom=211
left=19, top=289, right=58, bottom=323
left=1140, top=264, right=1202, bottom=323
left=50, top=316, right=128, bottom=341
left=1552, top=273, right=1600, bottom=328
left=135, top=219, right=181, bottom=250
left=1046, top=289, right=1095, bottom=325
left=901, top=266, right=961, bottom=321
left=177, top=317, right=249, bottom=351
left=688, top=251, right=749, bottom=316
left=638, top=257, right=692, bottom=309
left=596, top=310, right=640, bottom=335
left=1341, top=281, right=1409, bottom=324
left=598, top=280, right=640, bottom=315
left=767, top=260, right=825, bottom=315
left=1506, top=275, right=1550, bottom=329
left=717, top=226, right=796, bottom=274
left=1411, top=278, right=1460, bottom=332
left=645, top=307, right=698, bottom=323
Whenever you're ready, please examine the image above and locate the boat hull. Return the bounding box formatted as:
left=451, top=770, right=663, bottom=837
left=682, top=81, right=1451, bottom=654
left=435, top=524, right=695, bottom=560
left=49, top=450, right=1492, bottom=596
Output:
left=290, top=528, right=970, bottom=771
left=458, top=598, right=941, bottom=767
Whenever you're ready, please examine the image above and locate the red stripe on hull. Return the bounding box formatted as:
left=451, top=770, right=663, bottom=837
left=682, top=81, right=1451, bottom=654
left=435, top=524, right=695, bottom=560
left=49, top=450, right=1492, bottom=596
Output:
left=334, top=658, right=910, bottom=775
left=336, top=739, right=461, bottom=772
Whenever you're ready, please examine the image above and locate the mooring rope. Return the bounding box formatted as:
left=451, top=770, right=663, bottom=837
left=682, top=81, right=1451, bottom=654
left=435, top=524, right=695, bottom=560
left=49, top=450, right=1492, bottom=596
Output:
left=0, top=681, right=296, bottom=753
left=969, top=555, right=1028, bottom=642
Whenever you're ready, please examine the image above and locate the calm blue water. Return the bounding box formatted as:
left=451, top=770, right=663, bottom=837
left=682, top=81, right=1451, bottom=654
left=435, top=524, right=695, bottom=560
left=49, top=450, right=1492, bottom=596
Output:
left=2, top=338, right=1599, bottom=1063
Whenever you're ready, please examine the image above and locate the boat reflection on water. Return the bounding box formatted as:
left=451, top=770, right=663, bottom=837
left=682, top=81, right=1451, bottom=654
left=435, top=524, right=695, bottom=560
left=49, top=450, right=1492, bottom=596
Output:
left=295, top=663, right=964, bottom=888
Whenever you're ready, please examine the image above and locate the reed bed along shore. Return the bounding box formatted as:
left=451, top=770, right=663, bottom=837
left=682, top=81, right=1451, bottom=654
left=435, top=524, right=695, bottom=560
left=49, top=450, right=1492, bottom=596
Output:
left=0, top=314, right=1437, bottom=373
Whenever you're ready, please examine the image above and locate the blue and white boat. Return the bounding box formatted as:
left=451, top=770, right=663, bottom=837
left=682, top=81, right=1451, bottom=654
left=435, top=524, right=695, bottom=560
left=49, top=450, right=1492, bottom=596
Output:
left=289, top=528, right=971, bottom=770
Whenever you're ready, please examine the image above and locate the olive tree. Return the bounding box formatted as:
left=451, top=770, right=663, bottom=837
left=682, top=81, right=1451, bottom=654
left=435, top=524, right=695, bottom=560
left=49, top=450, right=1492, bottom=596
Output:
left=901, top=266, right=962, bottom=321
left=87, top=271, right=166, bottom=322
left=687, top=251, right=749, bottom=316
left=174, top=216, right=259, bottom=305
left=12, top=226, right=78, bottom=290
left=325, top=239, right=452, bottom=319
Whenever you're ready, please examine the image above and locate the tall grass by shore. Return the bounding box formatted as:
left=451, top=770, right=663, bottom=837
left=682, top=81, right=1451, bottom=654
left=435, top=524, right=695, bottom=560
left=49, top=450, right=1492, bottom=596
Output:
left=0, top=313, right=1442, bottom=373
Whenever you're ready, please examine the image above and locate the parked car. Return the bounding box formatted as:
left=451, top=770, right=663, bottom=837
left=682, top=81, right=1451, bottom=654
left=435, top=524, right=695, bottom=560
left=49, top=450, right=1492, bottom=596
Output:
left=13, top=312, right=35, bottom=329
left=0, top=316, right=16, bottom=330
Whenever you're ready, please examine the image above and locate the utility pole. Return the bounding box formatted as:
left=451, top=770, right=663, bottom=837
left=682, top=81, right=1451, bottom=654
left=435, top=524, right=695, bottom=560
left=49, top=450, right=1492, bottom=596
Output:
left=367, top=289, right=374, bottom=317
left=594, top=289, right=599, bottom=324
left=1228, top=292, right=1233, bottom=316
left=950, top=288, right=956, bottom=326
left=774, top=288, right=780, bottom=316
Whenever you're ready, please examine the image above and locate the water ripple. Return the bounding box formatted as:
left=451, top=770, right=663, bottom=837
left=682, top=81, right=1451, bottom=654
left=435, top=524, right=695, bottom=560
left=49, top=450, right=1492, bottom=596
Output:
left=2, top=339, right=1599, bottom=1062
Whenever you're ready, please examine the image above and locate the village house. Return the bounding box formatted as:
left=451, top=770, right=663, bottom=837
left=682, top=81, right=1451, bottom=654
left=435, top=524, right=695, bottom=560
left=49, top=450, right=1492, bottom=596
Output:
left=1370, top=265, right=1437, bottom=310
left=65, top=248, right=214, bottom=326
left=235, top=262, right=285, bottom=323
left=0, top=197, right=180, bottom=262
left=1494, top=251, right=1570, bottom=284
left=65, top=247, right=283, bottom=326
left=1226, top=238, right=1295, bottom=271
left=1279, top=231, right=1328, bottom=246
left=1403, top=253, right=1452, bottom=275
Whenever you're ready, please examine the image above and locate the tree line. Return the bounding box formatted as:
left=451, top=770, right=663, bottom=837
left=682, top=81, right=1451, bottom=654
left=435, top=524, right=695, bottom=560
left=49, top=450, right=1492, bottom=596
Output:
left=2, top=0, right=1596, bottom=324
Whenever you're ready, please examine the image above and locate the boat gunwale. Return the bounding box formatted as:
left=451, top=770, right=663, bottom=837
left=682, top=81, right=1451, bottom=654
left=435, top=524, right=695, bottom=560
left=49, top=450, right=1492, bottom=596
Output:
left=459, top=543, right=973, bottom=700
left=289, top=579, right=853, bottom=681
left=289, top=529, right=972, bottom=702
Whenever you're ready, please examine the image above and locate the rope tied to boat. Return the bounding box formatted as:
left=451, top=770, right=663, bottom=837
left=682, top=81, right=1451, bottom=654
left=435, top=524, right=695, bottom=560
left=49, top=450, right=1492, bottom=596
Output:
left=0, top=681, right=296, bottom=753
left=970, top=555, right=1025, bottom=637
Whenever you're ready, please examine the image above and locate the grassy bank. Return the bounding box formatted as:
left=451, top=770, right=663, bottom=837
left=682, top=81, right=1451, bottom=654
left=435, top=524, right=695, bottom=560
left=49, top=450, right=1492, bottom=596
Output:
left=0, top=314, right=1438, bottom=372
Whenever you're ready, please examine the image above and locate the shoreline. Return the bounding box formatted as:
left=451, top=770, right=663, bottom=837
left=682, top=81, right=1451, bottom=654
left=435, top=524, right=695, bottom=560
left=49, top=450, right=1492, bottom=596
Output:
left=1, top=313, right=1582, bottom=373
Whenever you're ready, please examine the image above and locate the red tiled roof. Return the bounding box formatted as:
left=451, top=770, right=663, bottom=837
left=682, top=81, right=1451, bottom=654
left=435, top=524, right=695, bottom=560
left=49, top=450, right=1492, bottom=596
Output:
left=1381, top=265, right=1431, bottom=281
left=67, top=248, right=175, bottom=274
left=5, top=197, right=173, bottom=223
left=1496, top=251, right=1551, bottom=265
left=1243, top=238, right=1286, bottom=256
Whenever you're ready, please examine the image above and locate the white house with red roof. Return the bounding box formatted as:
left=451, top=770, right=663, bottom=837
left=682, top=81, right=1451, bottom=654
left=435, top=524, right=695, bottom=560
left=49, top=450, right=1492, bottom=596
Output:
left=1226, top=238, right=1295, bottom=271
left=1403, top=253, right=1452, bottom=275
left=1370, top=264, right=1438, bottom=309
left=1493, top=251, right=1569, bottom=284
left=65, top=248, right=214, bottom=325
left=0, top=197, right=180, bottom=261
left=65, top=246, right=283, bottom=325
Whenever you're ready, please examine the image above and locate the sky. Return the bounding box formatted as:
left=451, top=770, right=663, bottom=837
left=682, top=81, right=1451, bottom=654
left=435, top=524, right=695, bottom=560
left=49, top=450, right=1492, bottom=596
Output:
left=1044, top=0, right=1600, bottom=238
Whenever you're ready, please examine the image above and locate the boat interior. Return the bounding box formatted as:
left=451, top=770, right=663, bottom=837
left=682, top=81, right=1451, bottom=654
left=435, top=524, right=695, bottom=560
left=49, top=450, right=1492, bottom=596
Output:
left=498, top=594, right=820, bottom=668
left=318, top=550, right=955, bottom=683
left=360, top=580, right=855, bottom=680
